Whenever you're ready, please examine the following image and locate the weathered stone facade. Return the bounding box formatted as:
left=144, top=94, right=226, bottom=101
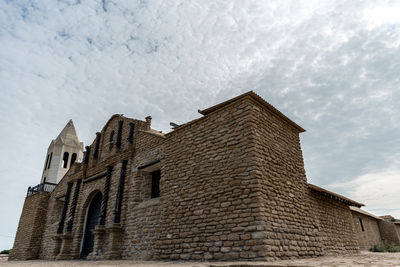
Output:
left=308, top=190, right=359, bottom=255
left=10, top=91, right=399, bottom=261
left=350, top=207, right=383, bottom=250
left=9, top=192, right=50, bottom=260
left=378, top=220, right=400, bottom=246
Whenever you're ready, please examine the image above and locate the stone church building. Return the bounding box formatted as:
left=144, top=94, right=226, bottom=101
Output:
left=10, top=91, right=400, bottom=261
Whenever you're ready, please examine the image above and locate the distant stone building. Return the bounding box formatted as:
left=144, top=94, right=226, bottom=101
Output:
left=10, top=91, right=400, bottom=261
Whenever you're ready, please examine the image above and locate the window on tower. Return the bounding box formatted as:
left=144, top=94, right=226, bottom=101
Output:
left=63, top=152, right=69, bottom=168
left=47, top=152, right=53, bottom=169
left=44, top=154, right=49, bottom=171
left=71, top=153, right=77, bottom=166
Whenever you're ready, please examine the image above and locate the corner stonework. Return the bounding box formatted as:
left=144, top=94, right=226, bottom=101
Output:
left=9, top=192, right=50, bottom=260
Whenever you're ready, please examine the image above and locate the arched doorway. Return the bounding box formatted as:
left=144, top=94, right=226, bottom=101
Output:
left=81, top=192, right=102, bottom=258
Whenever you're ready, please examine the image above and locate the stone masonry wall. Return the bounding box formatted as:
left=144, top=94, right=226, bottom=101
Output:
left=250, top=99, right=324, bottom=259
left=10, top=192, right=50, bottom=260
left=309, top=191, right=359, bottom=255
left=351, top=211, right=382, bottom=250
left=122, top=198, right=162, bottom=259
left=121, top=130, right=164, bottom=260
left=159, top=97, right=267, bottom=261
left=396, top=225, right=400, bottom=239
left=378, top=220, right=400, bottom=245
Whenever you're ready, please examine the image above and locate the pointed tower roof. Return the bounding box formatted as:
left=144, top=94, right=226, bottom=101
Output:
left=55, top=120, right=81, bottom=146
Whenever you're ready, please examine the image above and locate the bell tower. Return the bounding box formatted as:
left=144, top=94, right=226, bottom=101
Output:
left=41, top=120, right=83, bottom=184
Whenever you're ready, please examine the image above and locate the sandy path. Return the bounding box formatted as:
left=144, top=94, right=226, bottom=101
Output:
left=1, top=252, right=399, bottom=267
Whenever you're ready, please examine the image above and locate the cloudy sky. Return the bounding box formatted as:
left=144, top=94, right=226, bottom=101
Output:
left=1, top=0, right=399, bottom=250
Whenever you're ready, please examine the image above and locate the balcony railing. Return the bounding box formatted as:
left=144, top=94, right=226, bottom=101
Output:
left=26, top=182, right=57, bottom=197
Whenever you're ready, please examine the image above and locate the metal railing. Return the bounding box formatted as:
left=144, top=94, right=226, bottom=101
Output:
left=26, top=182, right=57, bottom=197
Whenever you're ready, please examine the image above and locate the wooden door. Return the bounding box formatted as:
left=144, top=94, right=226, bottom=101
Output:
left=81, top=192, right=102, bottom=258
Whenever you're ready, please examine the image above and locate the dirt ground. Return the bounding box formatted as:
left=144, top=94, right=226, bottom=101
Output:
left=1, top=252, right=400, bottom=267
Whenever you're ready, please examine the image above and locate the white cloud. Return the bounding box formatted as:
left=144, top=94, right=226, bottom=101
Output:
left=330, top=166, right=400, bottom=218
left=363, top=2, right=400, bottom=30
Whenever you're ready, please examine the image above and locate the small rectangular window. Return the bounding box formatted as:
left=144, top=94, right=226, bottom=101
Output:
left=359, top=217, right=365, bottom=232
left=151, top=170, right=160, bottom=198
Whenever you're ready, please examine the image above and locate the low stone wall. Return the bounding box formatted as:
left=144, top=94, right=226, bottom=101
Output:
left=9, top=192, right=50, bottom=260
left=351, top=211, right=382, bottom=250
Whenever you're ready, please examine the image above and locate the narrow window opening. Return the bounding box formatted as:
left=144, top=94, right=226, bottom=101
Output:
left=93, top=132, right=101, bottom=159
left=110, top=130, right=115, bottom=142
left=47, top=152, right=53, bottom=169
left=151, top=170, right=161, bottom=198
left=63, top=152, right=69, bottom=168
left=71, top=153, right=77, bottom=166
left=127, top=122, right=134, bottom=143
left=44, top=154, right=50, bottom=171
left=43, top=177, right=46, bottom=184
left=116, top=120, right=123, bottom=148
left=84, top=146, right=91, bottom=164
left=109, top=130, right=115, bottom=151
left=359, top=218, right=365, bottom=232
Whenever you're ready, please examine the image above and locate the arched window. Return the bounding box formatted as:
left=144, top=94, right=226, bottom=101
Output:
left=63, top=152, right=69, bottom=168
left=71, top=153, right=77, bottom=166
left=47, top=152, right=53, bottom=169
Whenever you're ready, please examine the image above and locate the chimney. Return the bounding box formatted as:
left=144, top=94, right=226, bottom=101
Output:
left=145, top=116, right=152, bottom=131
